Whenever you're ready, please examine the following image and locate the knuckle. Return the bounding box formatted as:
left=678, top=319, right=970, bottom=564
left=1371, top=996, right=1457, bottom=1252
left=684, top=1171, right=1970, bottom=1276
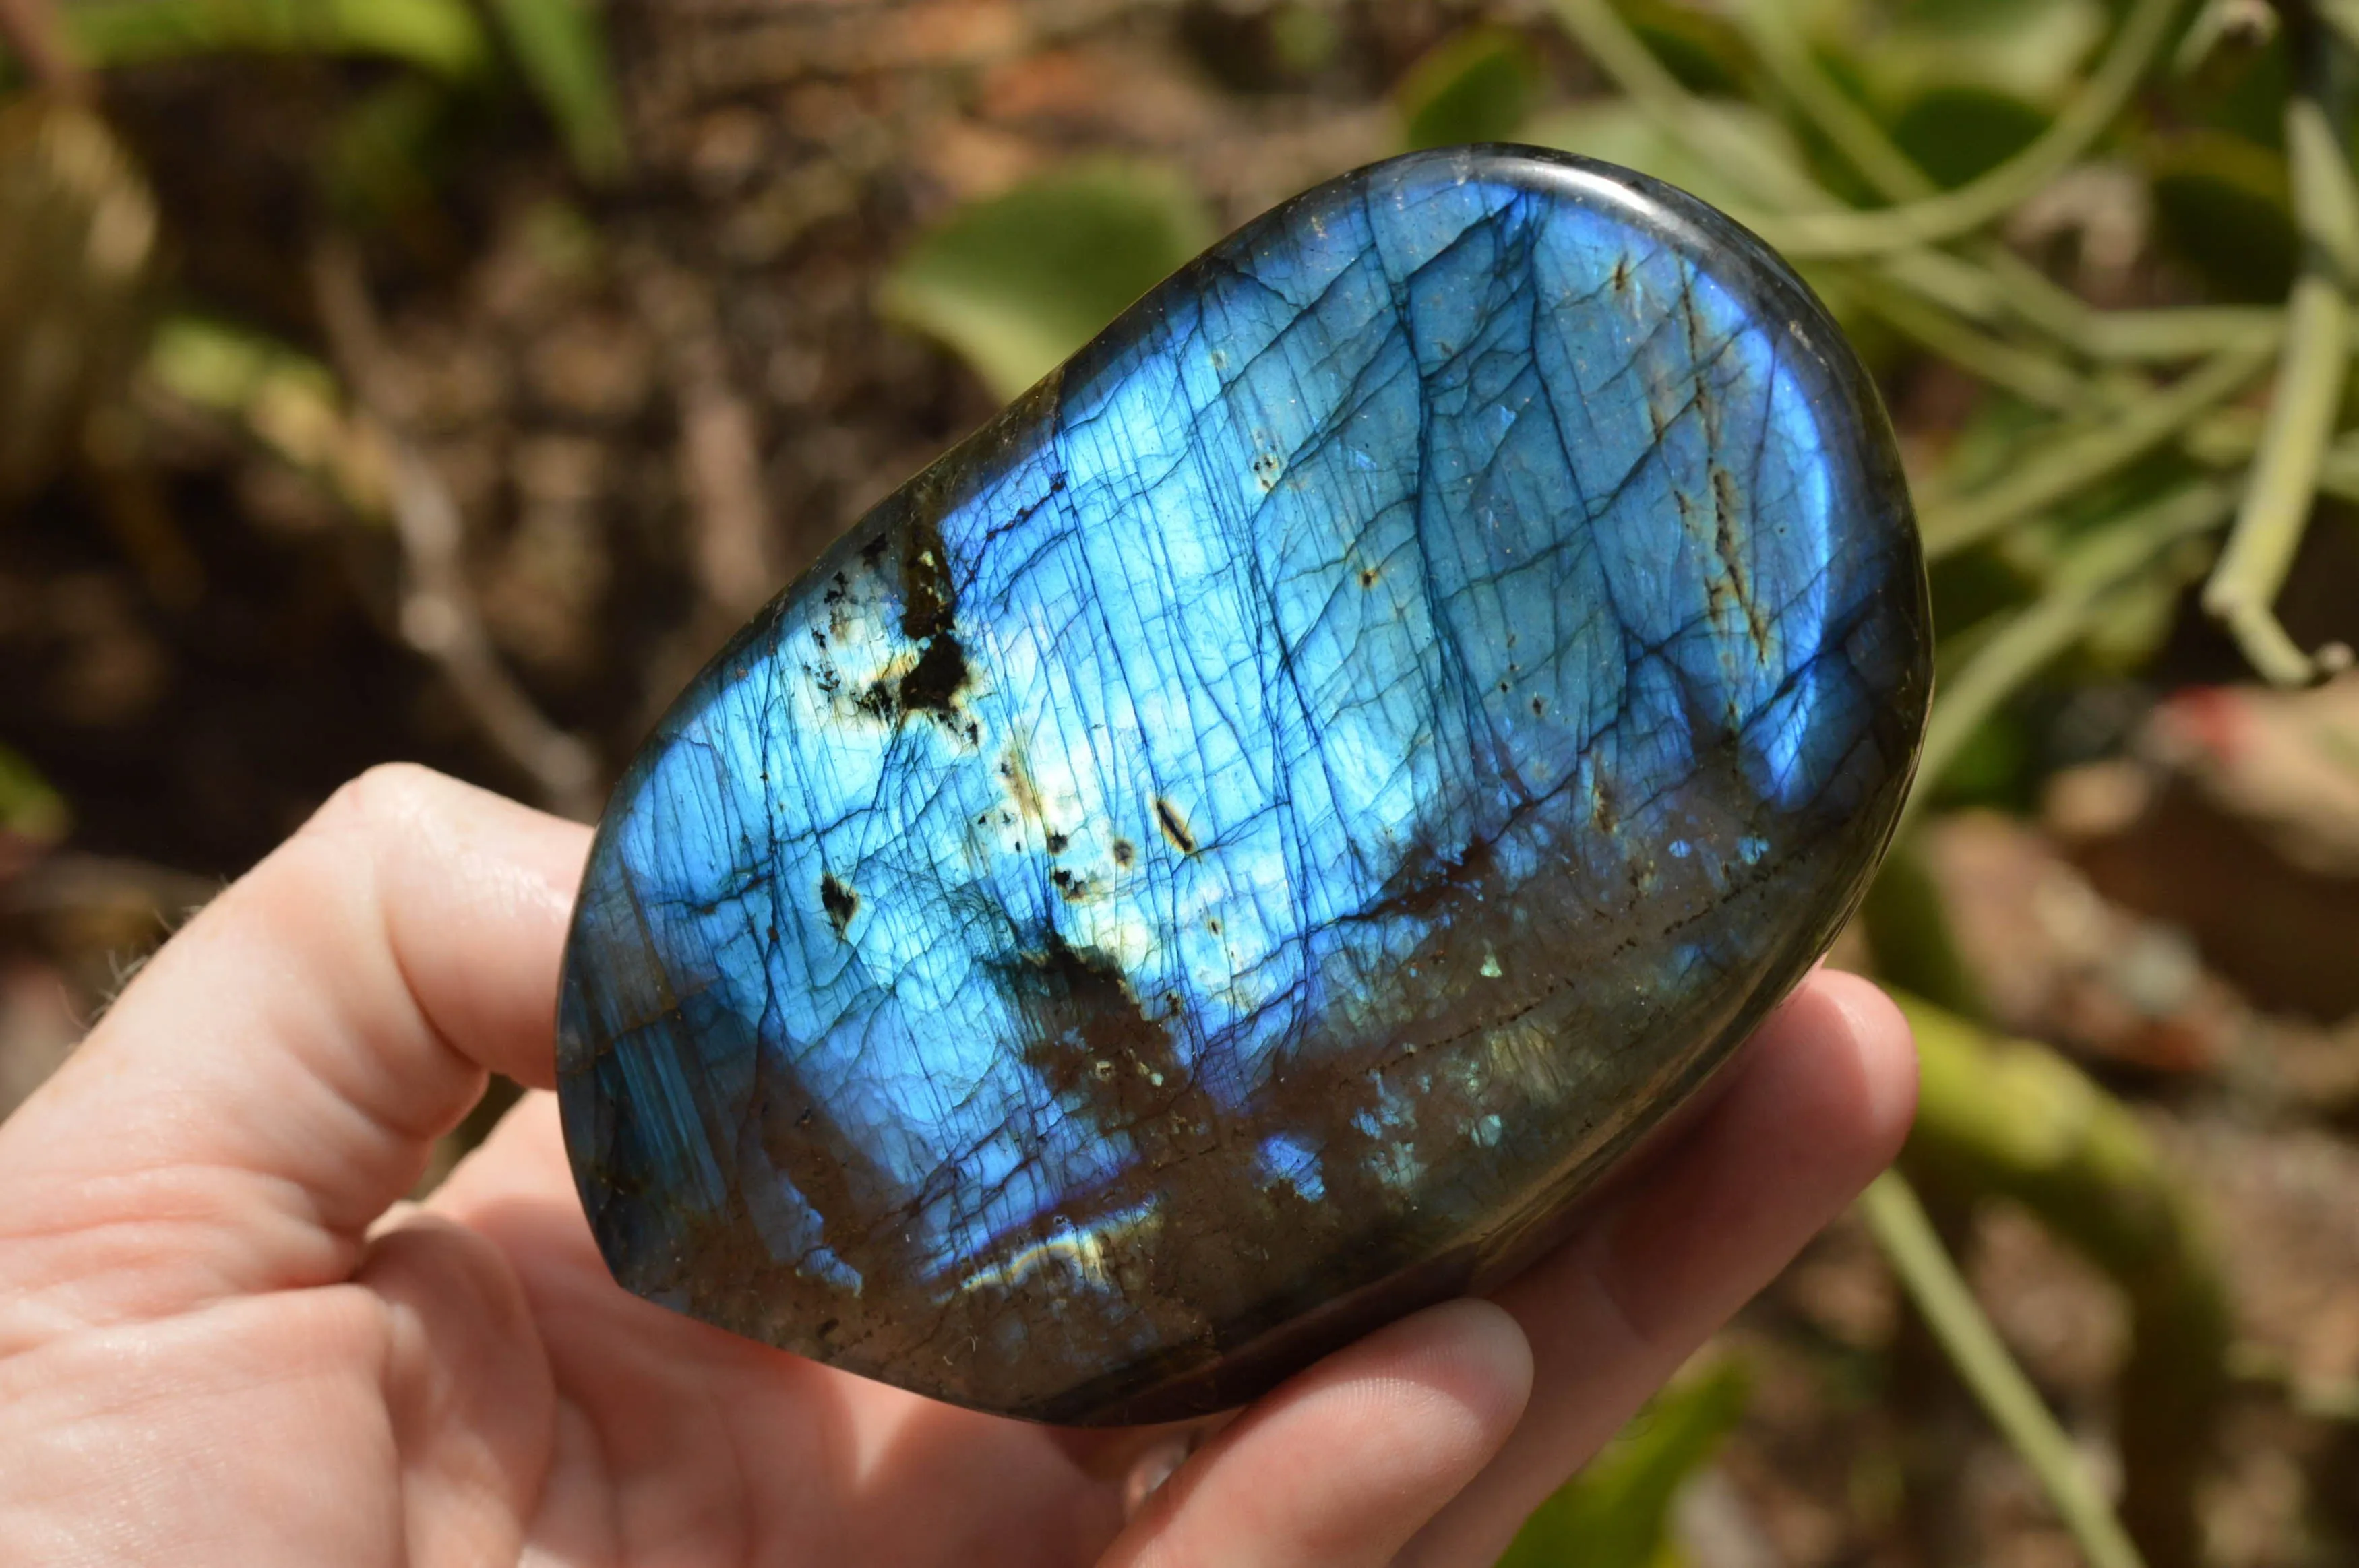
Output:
left=306, top=762, right=448, bottom=843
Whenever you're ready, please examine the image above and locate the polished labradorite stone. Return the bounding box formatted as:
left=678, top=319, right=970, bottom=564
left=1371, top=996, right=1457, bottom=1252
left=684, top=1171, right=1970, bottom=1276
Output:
left=557, top=145, right=1929, bottom=1426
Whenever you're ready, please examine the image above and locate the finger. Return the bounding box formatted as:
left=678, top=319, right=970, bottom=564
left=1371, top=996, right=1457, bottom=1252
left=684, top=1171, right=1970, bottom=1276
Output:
left=1399, top=970, right=1916, bottom=1567
left=433, top=1096, right=1128, bottom=1565
left=357, top=1212, right=553, bottom=1564
left=0, top=765, right=589, bottom=1339
left=1101, top=1299, right=1532, bottom=1568
left=435, top=1096, right=1215, bottom=1495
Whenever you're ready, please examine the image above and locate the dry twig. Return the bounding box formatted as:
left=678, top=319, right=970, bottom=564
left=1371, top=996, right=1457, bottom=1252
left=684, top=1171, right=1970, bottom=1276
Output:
left=311, top=239, right=601, bottom=821
left=626, top=248, right=780, bottom=621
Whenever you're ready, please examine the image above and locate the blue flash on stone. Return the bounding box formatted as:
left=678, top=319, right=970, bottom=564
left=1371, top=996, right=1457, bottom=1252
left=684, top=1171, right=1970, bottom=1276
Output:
left=556, top=146, right=1930, bottom=1425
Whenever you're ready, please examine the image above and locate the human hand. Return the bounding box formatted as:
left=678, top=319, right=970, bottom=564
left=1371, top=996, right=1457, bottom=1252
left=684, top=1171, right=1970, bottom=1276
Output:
left=0, top=765, right=1914, bottom=1566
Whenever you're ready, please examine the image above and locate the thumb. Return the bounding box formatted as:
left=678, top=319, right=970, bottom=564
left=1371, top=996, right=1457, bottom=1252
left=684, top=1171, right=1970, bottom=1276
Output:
left=0, top=765, right=588, bottom=1346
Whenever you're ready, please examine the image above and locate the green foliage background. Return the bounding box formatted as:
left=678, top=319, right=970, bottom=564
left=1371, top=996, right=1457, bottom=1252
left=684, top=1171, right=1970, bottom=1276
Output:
left=7, top=1, right=2359, bottom=1564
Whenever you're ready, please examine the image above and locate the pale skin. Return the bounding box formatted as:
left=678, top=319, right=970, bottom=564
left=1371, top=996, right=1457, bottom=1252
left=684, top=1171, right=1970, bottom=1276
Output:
left=0, top=764, right=1916, bottom=1566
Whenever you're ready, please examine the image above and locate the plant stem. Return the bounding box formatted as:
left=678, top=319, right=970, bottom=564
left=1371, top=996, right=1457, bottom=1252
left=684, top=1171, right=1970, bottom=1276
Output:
left=2082, top=303, right=2285, bottom=360
left=2322, top=0, right=2359, bottom=55
left=1847, top=269, right=2093, bottom=410
left=1556, top=0, right=2277, bottom=375
left=1758, top=0, right=2199, bottom=257
left=1919, top=348, right=2268, bottom=558
left=1907, top=477, right=2237, bottom=828
left=1862, top=1170, right=2150, bottom=1568
left=1895, top=997, right=2230, bottom=1568
left=2201, top=9, right=2359, bottom=685
left=1732, top=0, right=1934, bottom=202
left=1547, top=0, right=1824, bottom=209
left=1729, top=7, right=2209, bottom=372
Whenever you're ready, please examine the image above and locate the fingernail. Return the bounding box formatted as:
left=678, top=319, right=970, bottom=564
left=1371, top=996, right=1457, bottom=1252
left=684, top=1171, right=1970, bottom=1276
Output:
left=1122, top=1437, right=1191, bottom=1519
left=1120, top=1411, right=1234, bottom=1519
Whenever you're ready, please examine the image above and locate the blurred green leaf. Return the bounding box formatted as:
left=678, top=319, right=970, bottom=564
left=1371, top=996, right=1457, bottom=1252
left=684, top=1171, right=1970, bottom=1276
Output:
left=1396, top=26, right=1541, bottom=151
left=879, top=159, right=1215, bottom=402
left=2078, top=564, right=2188, bottom=671
left=1622, top=1, right=1748, bottom=95
left=1895, top=995, right=2230, bottom=1568
left=1266, top=3, right=1339, bottom=76
left=1924, top=392, right=2072, bottom=510
left=2147, top=129, right=2298, bottom=301
left=148, top=313, right=334, bottom=417
left=1861, top=840, right=1989, bottom=1020
left=1924, top=704, right=2037, bottom=811
left=1177, top=0, right=1338, bottom=91
left=145, top=313, right=388, bottom=513
left=63, top=0, right=491, bottom=77
left=2158, top=13, right=2288, bottom=148
left=0, top=742, right=69, bottom=846
left=482, top=0, right=626, bottom=183
left=320, top=75, right=458, bottom=228
left=518, top=195, right=603, bottom=284
left=1889, top=83, right=2051, bottom=187
left=1495, top=1356, right=1749, bottom=1568
left=1913, top=476, right=2240, bottom=831
left=1864, top=0, right=2108, bottom=102
left=1928, top=544, right=2038, bottom=644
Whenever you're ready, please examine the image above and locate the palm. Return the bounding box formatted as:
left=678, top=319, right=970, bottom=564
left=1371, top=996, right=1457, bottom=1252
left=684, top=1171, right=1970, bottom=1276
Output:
left=434, top=1100, right=1126, bottom=1565
left=0, top=767, right=1914, bottom=1566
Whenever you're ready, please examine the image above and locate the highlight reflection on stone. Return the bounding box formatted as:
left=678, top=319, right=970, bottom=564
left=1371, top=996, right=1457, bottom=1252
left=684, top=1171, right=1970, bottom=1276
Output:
left=557, top=145, right=1930, bottom=1425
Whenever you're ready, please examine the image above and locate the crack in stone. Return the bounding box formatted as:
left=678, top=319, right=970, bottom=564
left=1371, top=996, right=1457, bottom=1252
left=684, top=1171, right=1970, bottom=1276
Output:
left=555, top=146, right=1931, bottom=1425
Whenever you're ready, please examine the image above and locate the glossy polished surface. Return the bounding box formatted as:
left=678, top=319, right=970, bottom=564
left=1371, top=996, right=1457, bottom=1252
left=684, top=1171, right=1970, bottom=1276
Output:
left=557, top=146, right=1929, bottom=1425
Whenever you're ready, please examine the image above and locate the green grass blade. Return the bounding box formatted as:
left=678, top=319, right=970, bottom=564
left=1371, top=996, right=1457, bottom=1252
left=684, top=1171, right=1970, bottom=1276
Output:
left=1863, top=1171, right=2149, bottom=1568
left=63, top=0, right=490, bottom=77
left=482, top=0, right=627, bottom=183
